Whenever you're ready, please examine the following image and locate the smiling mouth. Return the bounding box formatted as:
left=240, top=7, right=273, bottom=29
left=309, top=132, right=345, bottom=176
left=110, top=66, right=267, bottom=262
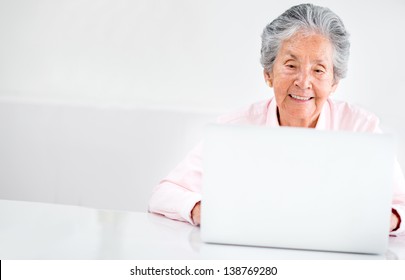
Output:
left=289, top=94, right=313, bottom=101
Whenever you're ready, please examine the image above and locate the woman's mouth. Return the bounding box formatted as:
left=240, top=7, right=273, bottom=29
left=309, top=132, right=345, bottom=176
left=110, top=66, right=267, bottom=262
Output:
left=289, top=94, right=313, bottom=101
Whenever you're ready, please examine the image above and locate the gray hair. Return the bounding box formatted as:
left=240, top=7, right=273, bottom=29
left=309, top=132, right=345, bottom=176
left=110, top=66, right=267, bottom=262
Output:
left=260, top=3, right=350, bottom=81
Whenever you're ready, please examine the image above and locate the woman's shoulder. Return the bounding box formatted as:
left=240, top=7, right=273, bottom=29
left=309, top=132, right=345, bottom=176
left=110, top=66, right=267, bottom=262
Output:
left=216, top=99, right=272, bottom=125
left=328, top=99, right=380, bottom=132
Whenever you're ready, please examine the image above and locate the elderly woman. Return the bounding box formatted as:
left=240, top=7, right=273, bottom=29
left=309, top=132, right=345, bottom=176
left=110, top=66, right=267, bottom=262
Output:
left=149, top=3, right=405, bottom=234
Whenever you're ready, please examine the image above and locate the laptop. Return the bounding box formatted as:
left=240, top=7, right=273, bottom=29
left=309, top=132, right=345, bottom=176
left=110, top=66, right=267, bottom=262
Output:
left=201, top=124, right=395, bottom=254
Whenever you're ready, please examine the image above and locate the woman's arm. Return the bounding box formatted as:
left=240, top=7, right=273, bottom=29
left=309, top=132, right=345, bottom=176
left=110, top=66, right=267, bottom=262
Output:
left=391, top=209, right=401, bottom=232
left=390, top=160, right=405, bottom=235
left=148, top=142, right=203, bottom=225
left=368, top=122, right=405, bottom=235
left=191, top=201, right=201, bottom=226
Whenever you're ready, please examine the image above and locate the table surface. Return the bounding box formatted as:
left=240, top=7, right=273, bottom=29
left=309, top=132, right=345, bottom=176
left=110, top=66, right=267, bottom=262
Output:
left=1, top=199, right=405, bottom=260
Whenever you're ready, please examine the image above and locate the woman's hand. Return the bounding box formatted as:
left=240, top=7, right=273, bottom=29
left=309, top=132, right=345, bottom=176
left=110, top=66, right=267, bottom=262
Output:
left=191, top=202, right=201, bottom=226
left=390, top=210, right=400, bottom=232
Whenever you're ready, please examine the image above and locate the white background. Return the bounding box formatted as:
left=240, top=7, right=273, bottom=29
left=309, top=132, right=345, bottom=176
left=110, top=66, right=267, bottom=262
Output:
left=0, top=0, right=404, bottom=210
left=3, top=260, right=405, bottom=280
left=0, top=0, right=404, bottom=114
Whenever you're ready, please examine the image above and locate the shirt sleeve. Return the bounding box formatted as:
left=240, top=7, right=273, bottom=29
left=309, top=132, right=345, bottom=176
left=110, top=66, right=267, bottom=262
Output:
left=148, top=142, right=203, bottom=225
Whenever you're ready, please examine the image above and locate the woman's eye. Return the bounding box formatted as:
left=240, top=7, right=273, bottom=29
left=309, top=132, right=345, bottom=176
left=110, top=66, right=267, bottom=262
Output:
left=286, top=64, right=295, bottom=69
left=314, top=69, right=324, bottom=73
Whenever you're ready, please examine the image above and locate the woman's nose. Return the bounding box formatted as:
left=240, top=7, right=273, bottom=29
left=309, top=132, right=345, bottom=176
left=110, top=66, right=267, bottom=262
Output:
left=294, top=69, right=312, bottom=90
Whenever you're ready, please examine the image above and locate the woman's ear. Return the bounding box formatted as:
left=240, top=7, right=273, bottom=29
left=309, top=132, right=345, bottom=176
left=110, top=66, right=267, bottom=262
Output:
left=263, top=70, right=273, bottom=87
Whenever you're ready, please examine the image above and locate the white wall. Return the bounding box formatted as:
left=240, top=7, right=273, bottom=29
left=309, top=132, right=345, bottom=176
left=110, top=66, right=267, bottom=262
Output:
left=0, top=99, right=216, bottom=211
left=1, top=0, right=405, bottom=208
left=1, top=0, right=404, bottom=111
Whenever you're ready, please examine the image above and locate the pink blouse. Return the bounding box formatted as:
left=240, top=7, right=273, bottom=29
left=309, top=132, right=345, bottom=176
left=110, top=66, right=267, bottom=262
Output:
left=149, top=98, right=405, bottom=235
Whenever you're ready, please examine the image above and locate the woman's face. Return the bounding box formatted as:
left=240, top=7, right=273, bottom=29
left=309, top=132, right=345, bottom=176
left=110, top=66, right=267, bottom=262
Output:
left=265, top=32, right=338, bottom=128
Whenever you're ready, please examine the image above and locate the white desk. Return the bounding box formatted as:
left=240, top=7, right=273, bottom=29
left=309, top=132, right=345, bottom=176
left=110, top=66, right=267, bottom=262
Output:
left=1, top=199, right=404, bottom=260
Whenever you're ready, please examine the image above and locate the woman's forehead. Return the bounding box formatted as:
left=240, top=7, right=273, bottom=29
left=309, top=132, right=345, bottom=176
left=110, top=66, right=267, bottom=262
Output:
left=278, top=32, right=334, bottom=62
